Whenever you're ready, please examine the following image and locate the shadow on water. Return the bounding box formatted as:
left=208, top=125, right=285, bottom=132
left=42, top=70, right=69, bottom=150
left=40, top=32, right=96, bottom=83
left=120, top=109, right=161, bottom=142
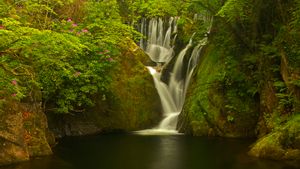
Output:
left=1, top=134, right=299, bottom=169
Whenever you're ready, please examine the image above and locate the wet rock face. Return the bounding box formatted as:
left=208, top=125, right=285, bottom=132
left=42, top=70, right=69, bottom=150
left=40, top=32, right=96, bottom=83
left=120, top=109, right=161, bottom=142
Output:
left=0, top=100, right=52, bottom=166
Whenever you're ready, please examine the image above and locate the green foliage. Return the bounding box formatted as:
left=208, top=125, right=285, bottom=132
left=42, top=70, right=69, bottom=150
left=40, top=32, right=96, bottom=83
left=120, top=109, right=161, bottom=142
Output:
left=275, top=22, right=300, bottom=67
left=84, top=0, right=121, bottom=23
left=226, top=115, right=234, bottom=123
left=119, top=0, right=188, bottom=23
left=86, top=21, right=141, bottom=45
left=290, top=79, right=300, bottom=88
left=191, top=0, right=223, bottom=14
left=217, top=0, right=252, bottom=23
left=76, top=0, right=142, bottom=44
left=143, top=0, right=179, bottom=18
left=0, top=17, right=117, bottom=113
left=290, top=1, right=300, bottom=29
left=273, top=80, right=295, bottom=112
left=0, top=0, right=141, bottom=114
left=7, top=0, right=74, bottom=29
left=0, top=0, right=10, bottom=17
left=0, top=18, right=36, bottom=102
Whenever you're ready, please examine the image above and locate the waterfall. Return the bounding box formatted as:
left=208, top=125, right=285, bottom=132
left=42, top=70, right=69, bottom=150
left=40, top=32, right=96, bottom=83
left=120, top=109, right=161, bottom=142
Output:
left=136, top=17, right=209, bottom=134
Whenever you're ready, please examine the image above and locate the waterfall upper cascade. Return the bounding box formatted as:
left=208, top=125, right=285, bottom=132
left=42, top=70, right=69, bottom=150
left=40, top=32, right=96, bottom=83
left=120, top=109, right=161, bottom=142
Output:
left=140, top=17, right=178, bottom=63
left=136, top=17, right=210, bottom=135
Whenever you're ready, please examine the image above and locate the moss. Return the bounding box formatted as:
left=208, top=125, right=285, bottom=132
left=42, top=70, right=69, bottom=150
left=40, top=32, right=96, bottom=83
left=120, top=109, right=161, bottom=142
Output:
left=178, top=38, right=259, bottom=137
left=178, top=43, right=221, bottom=135
left=106, top=39, right=162, bottom=130
left=249, top=132, right=286, bottom=160
left=249, top=114, right=300, bottom=160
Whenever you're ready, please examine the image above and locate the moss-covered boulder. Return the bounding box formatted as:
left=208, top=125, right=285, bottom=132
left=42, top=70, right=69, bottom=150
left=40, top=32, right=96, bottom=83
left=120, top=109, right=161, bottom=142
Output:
left=0, top=98, right=52, bottom=166
left=177, top=42, right=259, bottom=138
left=106, top=38, right=161, bottom=130
left=249, top=115, right=300, bottom=161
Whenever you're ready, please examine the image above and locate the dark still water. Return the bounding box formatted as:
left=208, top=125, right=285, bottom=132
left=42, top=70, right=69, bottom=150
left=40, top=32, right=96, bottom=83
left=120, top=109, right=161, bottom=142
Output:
left=2, top=134, right=299, bottom=169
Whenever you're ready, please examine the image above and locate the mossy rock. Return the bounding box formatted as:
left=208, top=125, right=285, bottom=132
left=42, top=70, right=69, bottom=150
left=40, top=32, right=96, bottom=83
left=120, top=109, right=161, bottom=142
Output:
left=103, top=38, right=162, bottom=130
left=249, top=115, right=300, bottom=161
left=178, top=42, right=259, bottom=138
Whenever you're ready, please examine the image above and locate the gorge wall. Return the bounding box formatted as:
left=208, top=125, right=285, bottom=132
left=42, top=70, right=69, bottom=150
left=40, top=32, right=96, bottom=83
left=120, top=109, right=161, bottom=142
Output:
left=177, top=0, right=300, bottom=161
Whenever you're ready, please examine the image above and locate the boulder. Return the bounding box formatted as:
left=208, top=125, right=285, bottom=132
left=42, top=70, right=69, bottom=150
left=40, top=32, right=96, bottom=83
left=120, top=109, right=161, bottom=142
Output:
left=106, top=38, right=161, bottom=130
left=0, top=98, right=52, bottom=166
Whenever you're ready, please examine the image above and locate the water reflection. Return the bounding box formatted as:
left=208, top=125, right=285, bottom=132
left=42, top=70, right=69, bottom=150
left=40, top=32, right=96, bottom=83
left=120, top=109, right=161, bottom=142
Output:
left=150, top=136, right=182, bottom=169
left=1, top=134, right=299, bottom=169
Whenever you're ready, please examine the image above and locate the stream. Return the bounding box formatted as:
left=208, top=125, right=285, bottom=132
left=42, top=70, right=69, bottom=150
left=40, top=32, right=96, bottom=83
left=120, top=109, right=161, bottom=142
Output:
left=1, top=133, right=298, bottom=169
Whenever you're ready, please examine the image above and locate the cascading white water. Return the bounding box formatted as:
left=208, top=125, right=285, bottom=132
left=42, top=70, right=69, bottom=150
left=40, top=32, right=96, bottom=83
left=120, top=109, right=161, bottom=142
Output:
left=136, top=17, right=210, bottom=135
left=144, top=17, right=177, bottom=63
